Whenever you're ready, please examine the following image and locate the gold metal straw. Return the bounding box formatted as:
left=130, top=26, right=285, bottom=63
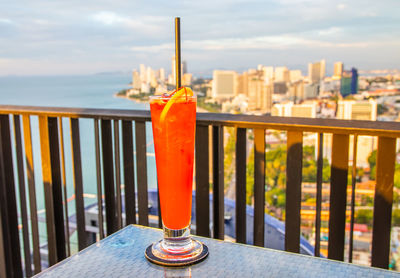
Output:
left=175, top=17, right=181, bottom=90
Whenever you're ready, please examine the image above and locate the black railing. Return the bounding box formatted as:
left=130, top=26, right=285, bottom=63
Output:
left=0, top=105, right=399, bottom=277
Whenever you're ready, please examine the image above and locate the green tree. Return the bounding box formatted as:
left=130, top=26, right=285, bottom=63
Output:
left=302, top=146, right=316, bottom=182
left=394, top=164, right=400, bottom=190
left=224, top=128, right=236, bottom=190
left=302, top=145, right=330, bottom=183
left=266, top=186, right=286, bottom=209
left=392, top=209, right=400, bottom=226
left=368, top=150, right=377, bottom=180
left=377, top=104, right=388, bottom=115
left=355, top=209, right=373, bottom=225
left=265, top=146, right=287, bottom=188
left=246, top=149, right=254, bottom=205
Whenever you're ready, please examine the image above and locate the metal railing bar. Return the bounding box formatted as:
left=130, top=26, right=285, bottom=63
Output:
left=328, top=134, right=349, bottom=261
left=38, top=115, right=58, bottom=266
left=285, top=131, right=303, bottom=253
left=253, top=128, right=265, bottom=247
left=101, top=119, right=117, bottom=235
left=122, top=120, right=136, bottom=226
left=212, top=125, right=224, bottom=240
left=0, top=105, right=400, bottom=137
left=22, top=115, right=41, bottom=273
left=13, top=115, right=32, bottom=277
left=235, top=128, right=247, bottom=244
left=47, top=117, right=66, bottom=262
left=348, top=135, right=358, bottom=263
left=195, top=124, right=210, bottom=237
left=371, top=137, right=396, bottom=269
left=0, top=114, right=23, bottom=276
left=58, top=117, right=71, bottom=257
left=135, top=121, right=149, bottom=226
left=113, top=120, right=122, bottom=230
left=314, top=133, right=323, bottom=257
left=70, top=118, right=88, bottom=250
left=94, top=119, right=105, bottom=239
left=122, top=121, right=136, bottom=225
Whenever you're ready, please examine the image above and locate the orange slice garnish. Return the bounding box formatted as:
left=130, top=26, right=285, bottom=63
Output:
left=160, top=87, right=193, bottom=123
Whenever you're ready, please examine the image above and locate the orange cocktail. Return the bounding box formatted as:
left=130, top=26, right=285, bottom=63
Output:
left=147, top=88, right=206, bottom=264
left=150, top=90, right=196, bottom=230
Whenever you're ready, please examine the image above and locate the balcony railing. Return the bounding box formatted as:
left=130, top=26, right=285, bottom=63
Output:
left=0, top=105, right=399, bottom=277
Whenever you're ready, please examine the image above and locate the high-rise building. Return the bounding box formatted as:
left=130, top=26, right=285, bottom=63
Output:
left=159, top=68, right=166, bottom=82
left=132, top=70, right=141, bottom=90
left=337, top=99, right=377, bottom=121
left=273, top=82, right=287, bottom=94
left=340, top=68, right=358, bottom=97
left=263, top=84, right=273, bottom=113
left=236, top=70, right=272, bottom=112
left=288, top=81, right=305, bottom=101
left=237, top=72, right=249, bottom=96
left=333, top=62, right=343, bottom=78
left=271, top=102, right=316, bottom=118
left=304, top=83, right=319, bottom=99
left=289, top=70, right=302, bottom=82
left=140, top=64, right=147, bottom=84
left=291, top=104, right=316, bottom=118
left=262, top=66, right=274, bottom=84
left=212, top=70, right=237, bottom=99
left=146, top=67, right=158, bottom=88
left=275, top=67, right=290, bottom=82
left=336, top=99, right=377, bottom=168
left=320, top=79, right=341, bottom=93
left=183, top=73, right=192, bottom=86
left=320, top=59, right=326, bottom=79
left=247, top=74, right=272, bottom=112
left=308, top=59, right=326, bottom=83
left=146, top=67, right=153, bottom=84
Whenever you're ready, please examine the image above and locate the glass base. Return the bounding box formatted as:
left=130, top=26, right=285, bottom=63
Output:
left=145, top=224, right=208, bottom=266
left=153, top=225, right=202, bottom=261
left=151, top=238, right=203, bottom=261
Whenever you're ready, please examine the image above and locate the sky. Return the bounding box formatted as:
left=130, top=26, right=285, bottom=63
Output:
left=0, top=0, right=399, bottom=76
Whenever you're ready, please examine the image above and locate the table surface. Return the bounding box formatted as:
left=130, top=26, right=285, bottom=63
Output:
left=34, top=225, right=400, bottom=278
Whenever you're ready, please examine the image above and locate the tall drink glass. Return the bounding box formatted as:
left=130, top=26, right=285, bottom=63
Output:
left=146, top=90, right=207, bottom=265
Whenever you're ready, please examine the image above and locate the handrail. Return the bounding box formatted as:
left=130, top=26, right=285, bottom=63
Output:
left=0, top=104, right=398, bottom=275
left=0, top=104, right=399, bottom=137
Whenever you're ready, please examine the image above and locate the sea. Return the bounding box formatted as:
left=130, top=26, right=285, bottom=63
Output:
left=0, top=74, right=157, bottom=248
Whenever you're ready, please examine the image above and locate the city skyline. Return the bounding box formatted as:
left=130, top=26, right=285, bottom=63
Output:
left=0, top=0, right=399, bottom=76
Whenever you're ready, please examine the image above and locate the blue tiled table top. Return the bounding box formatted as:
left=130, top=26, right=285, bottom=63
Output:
left=34, top=225, right=399, bottom=278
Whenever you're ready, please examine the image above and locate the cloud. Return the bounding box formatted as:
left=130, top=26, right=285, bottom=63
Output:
left=0, top=18, right=13, bottom=25
left=32, top=19, right=52, bottom=26
left=337, top=3, right=347, bottom=10
left=361, top=11, right=378, bottom=17
left=90, top=11, right=168, bottom=35
left=318, top=27, right=342, bottom=36
left=0, top=0, right=399, bottom=75
left=130, top=34, right=369, bottom=53
left=91, top=11, right=130, bottom=26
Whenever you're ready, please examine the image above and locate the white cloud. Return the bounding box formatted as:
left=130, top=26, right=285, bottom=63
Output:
left=90, top=11, right=167, bottom=34
left=361, top=11, right=377, bottom=17
left=130, top=34, right=370, bottom=53
left=32, top=19, right=52, bottom=25
left=92, top=11, right=129, bottom=25
left=0, top=18, right=13, bottom=24
left=337, top=3, right=347, bottom=10
left=318, top=27, right=342, bottom=36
